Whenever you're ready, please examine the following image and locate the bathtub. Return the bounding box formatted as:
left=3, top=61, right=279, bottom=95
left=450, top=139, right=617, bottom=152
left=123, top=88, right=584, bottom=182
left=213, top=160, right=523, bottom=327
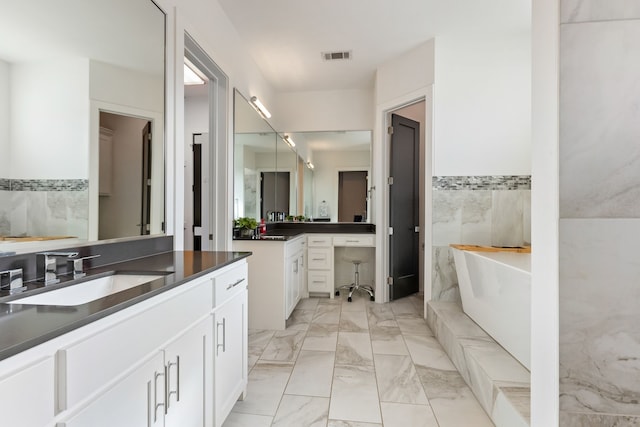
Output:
left=450, top=245, right=531, bottom=370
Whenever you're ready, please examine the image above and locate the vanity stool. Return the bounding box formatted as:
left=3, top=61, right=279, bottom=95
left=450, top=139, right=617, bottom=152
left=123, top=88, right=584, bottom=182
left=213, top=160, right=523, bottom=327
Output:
left=335, top=258, right=375, bottom=302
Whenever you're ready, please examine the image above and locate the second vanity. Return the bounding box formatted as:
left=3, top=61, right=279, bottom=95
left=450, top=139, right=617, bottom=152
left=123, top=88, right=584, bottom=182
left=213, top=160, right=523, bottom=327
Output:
left=0, top=241, right=250, bottom=427
left=233, top=222, right=375, bottom=330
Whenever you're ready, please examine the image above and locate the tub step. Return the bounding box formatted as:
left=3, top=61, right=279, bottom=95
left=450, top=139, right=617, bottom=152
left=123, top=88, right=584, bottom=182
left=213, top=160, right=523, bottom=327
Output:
left=427, top=301, right=530, bottom=427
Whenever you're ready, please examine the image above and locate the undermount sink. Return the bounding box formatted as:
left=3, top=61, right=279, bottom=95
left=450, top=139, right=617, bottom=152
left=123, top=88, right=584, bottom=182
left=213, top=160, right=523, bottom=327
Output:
left=7, top=274, right=165, bottom=306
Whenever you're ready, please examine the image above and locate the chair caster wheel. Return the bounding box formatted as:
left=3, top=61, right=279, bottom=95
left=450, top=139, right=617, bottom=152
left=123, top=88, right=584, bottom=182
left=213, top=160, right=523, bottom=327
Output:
left=347, top=297, right=352, bottom=302
left=370, top=296, right=375, bottom=301
left=335, top=291, right=340, bottom=296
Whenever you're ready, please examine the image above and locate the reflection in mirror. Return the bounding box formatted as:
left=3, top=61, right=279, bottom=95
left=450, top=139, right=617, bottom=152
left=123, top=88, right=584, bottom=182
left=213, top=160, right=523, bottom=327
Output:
left=0, top=0, right=165, bottom=251
left=233, top=91, right=277, bottom=221
left=289, top=131, right=372, bottom=222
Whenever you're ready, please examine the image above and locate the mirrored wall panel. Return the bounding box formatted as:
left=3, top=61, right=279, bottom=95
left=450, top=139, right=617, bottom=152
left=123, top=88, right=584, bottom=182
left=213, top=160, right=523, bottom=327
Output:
left=289, top=131, right=372, bottom=222
left=0, top=0, right=166, bottom=250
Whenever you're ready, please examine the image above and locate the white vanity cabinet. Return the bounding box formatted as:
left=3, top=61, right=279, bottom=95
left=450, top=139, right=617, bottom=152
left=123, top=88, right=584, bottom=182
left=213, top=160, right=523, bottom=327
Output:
left=0, top=258, right=249, bottom=427
left=233, top=236, right=305, bottom=330
left=61, top=352, right=167, bottom=427
left=213, top=263, right=248, bottom=427
left=0, top=357, right=55, bottom=427
left=285, top=237, right=306, bottom=318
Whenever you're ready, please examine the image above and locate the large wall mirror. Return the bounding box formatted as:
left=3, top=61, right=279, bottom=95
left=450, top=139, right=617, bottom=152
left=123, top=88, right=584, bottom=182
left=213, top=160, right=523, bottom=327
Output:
left=288, top=131, right=372, bottom=223
left=233, top=90, right=372, bottom=224
left=0, top=0, right=166, bottom=252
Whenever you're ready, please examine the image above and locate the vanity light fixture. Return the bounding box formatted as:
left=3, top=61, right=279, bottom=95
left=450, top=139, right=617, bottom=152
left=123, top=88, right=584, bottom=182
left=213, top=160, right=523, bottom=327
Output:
left=284, top=135, right=296, bottom=148
left=183, top=61, right=205, bottom=85
left=250, top=96, right=272, bottom=119
left=306, top=161, right=314, bottom=169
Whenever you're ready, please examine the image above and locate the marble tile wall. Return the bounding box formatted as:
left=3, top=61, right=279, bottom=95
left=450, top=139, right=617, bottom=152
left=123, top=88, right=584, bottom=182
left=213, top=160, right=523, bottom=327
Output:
left=431, top=176, right=531, bottom=302
left=559, top=1, right=640, bottom=424
left=0, top=179, right=89, bottom=238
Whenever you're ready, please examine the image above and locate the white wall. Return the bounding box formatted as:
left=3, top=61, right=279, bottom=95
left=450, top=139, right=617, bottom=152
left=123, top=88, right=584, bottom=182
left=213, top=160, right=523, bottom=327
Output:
left=276, top=89, right=374, bottom=132
left=0, top=60, right=9, bottom=177
left=10, top=59, right=90, bottom=179
left=376, top=40, right=435, bottom=106
left=433, top=33, right=531, bottom=176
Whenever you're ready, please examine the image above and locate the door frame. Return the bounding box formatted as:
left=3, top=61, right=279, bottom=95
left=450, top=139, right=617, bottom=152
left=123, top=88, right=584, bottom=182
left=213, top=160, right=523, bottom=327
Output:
left=373, top=86, right=433, bottom=307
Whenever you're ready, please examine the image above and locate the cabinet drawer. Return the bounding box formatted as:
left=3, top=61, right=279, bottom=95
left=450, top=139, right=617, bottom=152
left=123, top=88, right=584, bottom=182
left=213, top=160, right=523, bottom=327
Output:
left=307, top=235, right=332, bottom=247
left=307, top=248, right=332, bottom=269
left=307, top=271, right=333, bottom=293
left=333, top=235, right=374, bottom=247
left=213, top=262, right=248, bottom=306
left=58, top=279, right=212, bottom=411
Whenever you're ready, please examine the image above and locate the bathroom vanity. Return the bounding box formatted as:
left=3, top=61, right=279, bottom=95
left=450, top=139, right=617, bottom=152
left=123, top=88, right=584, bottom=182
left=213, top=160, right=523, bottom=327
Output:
left=233, top=222, right=375, bottom=330
left=0, top=244, right=250, bottom=427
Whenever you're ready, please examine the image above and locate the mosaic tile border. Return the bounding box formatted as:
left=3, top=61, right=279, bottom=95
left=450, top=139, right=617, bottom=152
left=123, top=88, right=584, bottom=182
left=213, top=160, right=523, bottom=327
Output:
left=0, top=179, right=89, bottom=192
left=433, top=175, right=531, bottom=191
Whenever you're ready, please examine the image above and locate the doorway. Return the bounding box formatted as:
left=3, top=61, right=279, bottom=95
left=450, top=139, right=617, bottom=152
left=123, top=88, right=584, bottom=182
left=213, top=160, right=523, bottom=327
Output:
left=183, top=33, right=228, bottom=251
left=98, top=112, right=152, bottom=240
left=388, top=112, right=421, bottom=300
left=338, top=171, right=368, bottom=222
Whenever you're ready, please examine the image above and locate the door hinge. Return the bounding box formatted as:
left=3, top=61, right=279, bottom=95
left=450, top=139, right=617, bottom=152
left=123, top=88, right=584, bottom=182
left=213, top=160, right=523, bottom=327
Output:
left=388, top=227, right=393, bottom=235
left=147, top=133, right=152, bottom=141
left=147, top=179, right=151, bottom=186
left=388, top=126, right=394, bottom=135
left=414, top=226, right=420, bottom=233
left=387, top=177, right=394, bottom=185
left=387, top=276, right=394, bottom=285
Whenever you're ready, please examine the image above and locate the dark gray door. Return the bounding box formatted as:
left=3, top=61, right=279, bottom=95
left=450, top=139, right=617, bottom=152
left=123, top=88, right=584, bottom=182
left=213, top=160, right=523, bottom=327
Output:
left=192, top=134, right=202, bottom=250
left=389, top=113, right=420, bottom=300
left=141, top=121, right=152, bottom=235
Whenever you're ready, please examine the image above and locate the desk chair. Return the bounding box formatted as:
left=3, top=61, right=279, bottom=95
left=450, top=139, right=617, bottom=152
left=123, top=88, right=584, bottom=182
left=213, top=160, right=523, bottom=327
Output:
left=335, top=257, right=374, bottom=302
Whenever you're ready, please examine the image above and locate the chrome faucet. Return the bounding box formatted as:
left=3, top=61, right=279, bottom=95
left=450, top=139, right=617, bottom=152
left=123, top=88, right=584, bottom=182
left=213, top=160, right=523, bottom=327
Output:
left=68, top=255, right=101, bottom=279
left=0, top=268, right=25, bottom=294
left=36, top=252, right=78, bottom=285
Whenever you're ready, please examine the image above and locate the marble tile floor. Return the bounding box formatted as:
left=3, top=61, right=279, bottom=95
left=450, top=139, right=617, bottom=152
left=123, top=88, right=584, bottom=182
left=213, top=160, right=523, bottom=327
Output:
left=223, top=293, right=494, bottom=427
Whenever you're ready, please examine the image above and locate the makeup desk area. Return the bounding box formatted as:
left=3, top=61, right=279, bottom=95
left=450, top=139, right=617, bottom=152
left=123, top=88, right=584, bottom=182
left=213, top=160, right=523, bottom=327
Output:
left=232, top=222, right=375, bottom=330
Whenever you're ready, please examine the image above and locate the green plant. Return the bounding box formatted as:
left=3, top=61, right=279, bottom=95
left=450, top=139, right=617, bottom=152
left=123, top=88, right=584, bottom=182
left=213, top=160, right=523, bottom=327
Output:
left=233, top=217, right=258, bottom=230
left=285, top=215, right=295, bottom=222
left=295, top=215, right=306, bottom=222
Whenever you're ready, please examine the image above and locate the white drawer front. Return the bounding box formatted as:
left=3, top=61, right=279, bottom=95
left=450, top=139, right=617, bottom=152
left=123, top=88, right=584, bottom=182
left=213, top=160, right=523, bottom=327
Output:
left=307, top=248, right=332, bottom=270
left=58, top=279, right=213, bottom=411
left=214, top=262, right=248, bottom=306
left=333, top=235, right=375, bottom=247
left=307, top=236, right=332, bottom=247
left=307, top=271, right=333, bottom=293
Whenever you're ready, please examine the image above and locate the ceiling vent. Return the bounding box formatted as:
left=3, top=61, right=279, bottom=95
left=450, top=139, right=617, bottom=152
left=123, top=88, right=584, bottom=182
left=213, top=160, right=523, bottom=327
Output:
left=322, top=51, right=352, bottom=61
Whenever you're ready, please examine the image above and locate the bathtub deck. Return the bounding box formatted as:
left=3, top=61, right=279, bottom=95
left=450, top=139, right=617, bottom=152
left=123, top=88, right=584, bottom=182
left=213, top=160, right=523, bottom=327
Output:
left=427, top=301, right=530, bottom=427
left=450, top=244, right=531, bottom=253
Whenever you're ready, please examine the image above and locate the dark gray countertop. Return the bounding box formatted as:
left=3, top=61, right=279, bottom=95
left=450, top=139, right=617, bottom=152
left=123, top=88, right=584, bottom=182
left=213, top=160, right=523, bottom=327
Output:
left=234, top=222, right=376, bottom=241
left=0, top=251, right=250, bottom=362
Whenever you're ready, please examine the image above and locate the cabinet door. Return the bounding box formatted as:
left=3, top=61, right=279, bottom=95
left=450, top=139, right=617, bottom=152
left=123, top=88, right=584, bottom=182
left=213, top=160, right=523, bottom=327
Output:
left=61, top=352, right=166, bottom=427
left=214, top=289, right=247, bottom=427
left=285, top=254, right=300, bottom=318
left=0, top=357, right=54, bottom=427
left=164, top=319, right=211, bottom=427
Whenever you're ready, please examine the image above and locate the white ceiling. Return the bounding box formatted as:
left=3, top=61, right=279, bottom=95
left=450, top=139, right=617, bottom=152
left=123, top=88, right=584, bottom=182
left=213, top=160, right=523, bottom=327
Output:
left=217, top=0, right=531, bottom=93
